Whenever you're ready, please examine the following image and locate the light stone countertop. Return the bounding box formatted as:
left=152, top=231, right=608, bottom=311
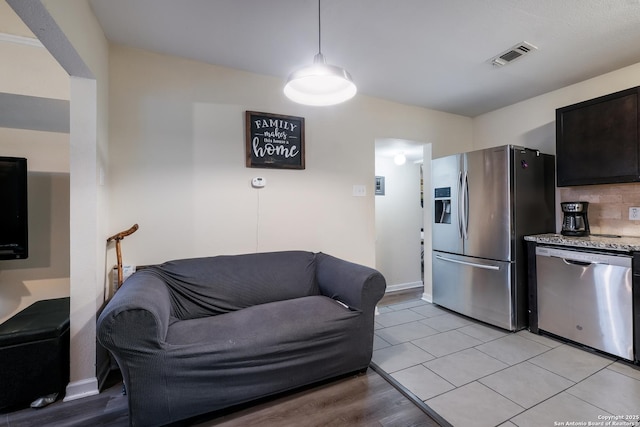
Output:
left=524, top=233, right=640, bottom=252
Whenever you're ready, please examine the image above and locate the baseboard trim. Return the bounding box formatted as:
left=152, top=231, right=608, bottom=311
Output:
left=63, top=377, right=99, bottom=402
left=385, top=281, right=423, bottom=293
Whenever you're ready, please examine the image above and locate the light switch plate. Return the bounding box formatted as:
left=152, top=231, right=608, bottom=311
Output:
left=629, top=207, right=640, bottom=220
left=353, top=185, right=366, bottom=197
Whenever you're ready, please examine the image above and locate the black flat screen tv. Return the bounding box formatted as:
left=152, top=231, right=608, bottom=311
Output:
left=0, top=157, right=28, bottom=260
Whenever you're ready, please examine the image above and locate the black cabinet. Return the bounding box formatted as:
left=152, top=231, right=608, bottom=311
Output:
left=556, top=86, right=640, bottom=186
left=0, top=298, right=70, bottom=409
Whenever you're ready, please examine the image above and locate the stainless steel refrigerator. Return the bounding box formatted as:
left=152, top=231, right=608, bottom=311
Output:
left=432, top=145, right=555, bottom=331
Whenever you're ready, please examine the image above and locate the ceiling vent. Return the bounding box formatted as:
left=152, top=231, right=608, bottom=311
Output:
left=491, top=41, right=538, bottom=67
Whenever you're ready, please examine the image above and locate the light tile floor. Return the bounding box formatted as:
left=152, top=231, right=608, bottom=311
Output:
left=372, top=298, right=640, bottom=427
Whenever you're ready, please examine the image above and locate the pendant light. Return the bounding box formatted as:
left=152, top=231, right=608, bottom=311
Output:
left=284, top=0, right=357, bottom=106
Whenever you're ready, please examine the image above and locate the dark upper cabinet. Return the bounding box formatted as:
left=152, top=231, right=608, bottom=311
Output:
left=556, top=86, right=640, bottom=187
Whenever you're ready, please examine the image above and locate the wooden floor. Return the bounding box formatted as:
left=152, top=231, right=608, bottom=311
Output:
left=2, top=368, right=440, bottom=427
left=197, top=369, right=440, bottom=427
left=1, top=372, right=128, bottom=427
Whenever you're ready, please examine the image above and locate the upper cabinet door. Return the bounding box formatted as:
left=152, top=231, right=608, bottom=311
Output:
left=556, top=86, right=640, bottom=187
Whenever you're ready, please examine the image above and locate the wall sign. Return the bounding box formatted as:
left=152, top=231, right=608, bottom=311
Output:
left=245, top=111, right=305, bottom=169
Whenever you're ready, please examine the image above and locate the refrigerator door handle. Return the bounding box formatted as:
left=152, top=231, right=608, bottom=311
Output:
left=435, top=254, right=501, bottom=271
left=461, top=170, right=469, bottom=240
left=458, top=171, right=464, bottom=238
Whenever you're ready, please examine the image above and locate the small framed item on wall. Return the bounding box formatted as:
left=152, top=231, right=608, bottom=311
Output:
left=375, top=176, right=385, bottom=195
left=245, top=111, right=305, bottom=169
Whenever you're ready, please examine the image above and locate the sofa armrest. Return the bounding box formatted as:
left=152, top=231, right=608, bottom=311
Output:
left=97, top=269, right=172, bottom=353
left=315, top=253, right=386, bottom=312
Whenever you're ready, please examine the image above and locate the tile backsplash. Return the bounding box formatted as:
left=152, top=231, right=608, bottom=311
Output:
left=560, top=183, right=640, bottom=237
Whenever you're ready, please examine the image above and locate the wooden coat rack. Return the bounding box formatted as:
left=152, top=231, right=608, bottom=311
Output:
left=107, top=224, right=138, bottom=289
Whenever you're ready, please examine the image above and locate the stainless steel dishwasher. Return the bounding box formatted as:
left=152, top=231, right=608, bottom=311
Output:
left=535, top=246, right=633, bottom=361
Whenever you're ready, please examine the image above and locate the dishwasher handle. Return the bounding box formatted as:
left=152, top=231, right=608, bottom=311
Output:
left=562, top=258, right=593, bottom=267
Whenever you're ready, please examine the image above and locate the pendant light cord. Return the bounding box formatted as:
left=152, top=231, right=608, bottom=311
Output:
left=283, top=0, right=356, bottom=106
left=318, top=0, right=322, bottom=54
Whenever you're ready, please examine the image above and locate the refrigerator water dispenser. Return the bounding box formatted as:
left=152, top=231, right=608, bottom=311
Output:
left=434, top=187, right=451, bottom=224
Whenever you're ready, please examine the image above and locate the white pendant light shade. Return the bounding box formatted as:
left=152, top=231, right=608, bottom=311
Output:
left=284, top=53, right=357, bottom=106
left=284, top=1, right=356, bottom=106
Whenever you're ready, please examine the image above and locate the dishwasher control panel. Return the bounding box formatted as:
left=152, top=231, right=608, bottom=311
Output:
left=536, top=246, right=631, bottom=267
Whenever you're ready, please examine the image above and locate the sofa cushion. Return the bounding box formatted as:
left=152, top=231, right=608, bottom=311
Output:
left=165, top=295, right=360, bottom=347
left=162, top=295, right=369, bottom=418
left=148, top=250, right=319, bottom=319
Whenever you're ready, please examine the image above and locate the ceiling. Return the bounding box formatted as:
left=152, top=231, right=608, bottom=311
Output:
left=89, top=0, right=640, bottom=118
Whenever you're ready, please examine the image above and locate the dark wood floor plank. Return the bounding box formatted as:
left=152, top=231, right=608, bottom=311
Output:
left=201, top=371, right=439, bottom=427
left=3, top=369, right=439, bottom=427
left=4, top=377, right=128, bottom=427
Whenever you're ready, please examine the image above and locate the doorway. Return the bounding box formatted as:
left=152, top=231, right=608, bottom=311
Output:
left=374, top=139, right=432, bottom=301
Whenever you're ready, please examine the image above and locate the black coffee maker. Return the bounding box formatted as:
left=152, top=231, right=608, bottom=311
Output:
left=561, top=201, right=590, bottom=236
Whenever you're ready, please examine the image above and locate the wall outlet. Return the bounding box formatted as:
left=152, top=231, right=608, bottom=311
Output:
left=629, top=207, right=640, bottom=220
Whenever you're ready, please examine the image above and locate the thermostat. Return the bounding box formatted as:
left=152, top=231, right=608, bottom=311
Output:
left=251, top=177, right=266, bottom=188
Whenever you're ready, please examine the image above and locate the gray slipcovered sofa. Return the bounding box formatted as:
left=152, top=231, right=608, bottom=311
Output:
left=97, top=250, right=386, bottom=426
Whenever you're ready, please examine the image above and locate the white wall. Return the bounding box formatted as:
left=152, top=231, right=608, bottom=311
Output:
left=375, top=156, right=423, bottom=290
left=108, top=45, right=473, bottom=268
left=422, top=143, right=433, bottom=301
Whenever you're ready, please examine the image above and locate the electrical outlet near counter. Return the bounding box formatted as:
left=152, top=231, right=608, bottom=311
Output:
left=630, top=207, right=640, bottom=220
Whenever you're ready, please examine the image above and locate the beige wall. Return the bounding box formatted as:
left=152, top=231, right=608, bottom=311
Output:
left=473, top=61, right=640, bottom=156
left=0, top=128, right=70, bottom=324
left=0, top=0, right=70, bottom=324
left=0, top=0, right=30, bottom=36
left=108, top=45, right=472, bottom=268
left=0, top=0, right=68, bottom=100
left=0, top=41, right=69, bottom=100
left=473, top=61, right=640, bottom=235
